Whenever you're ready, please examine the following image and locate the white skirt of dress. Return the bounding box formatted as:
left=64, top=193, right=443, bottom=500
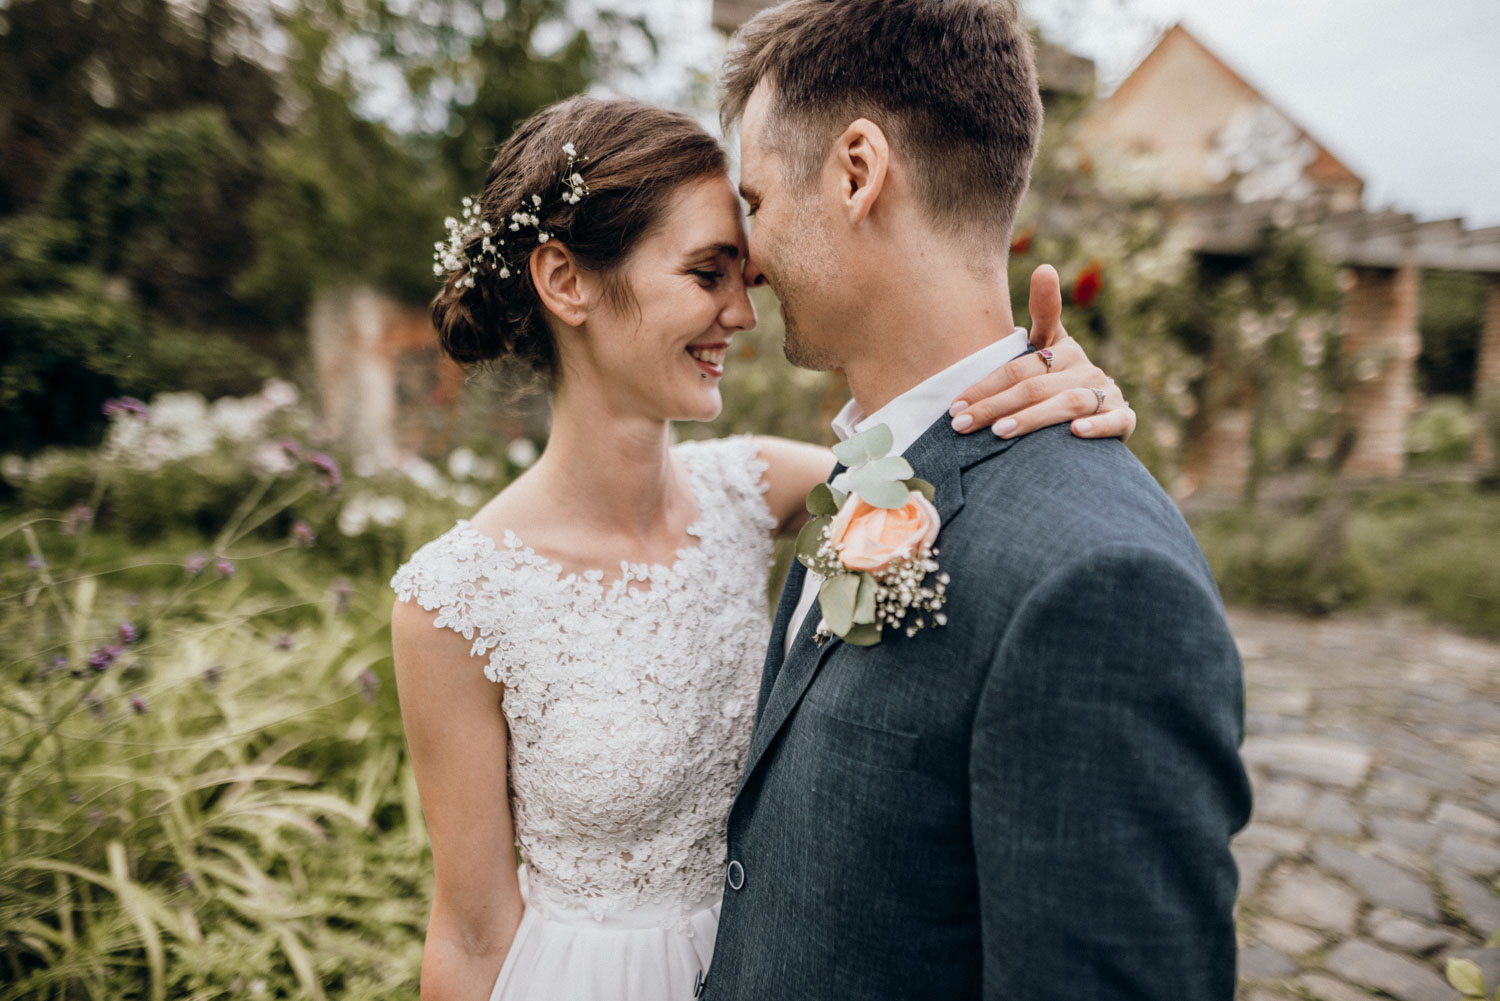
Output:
left=489, top=868, right=721, bottom=1001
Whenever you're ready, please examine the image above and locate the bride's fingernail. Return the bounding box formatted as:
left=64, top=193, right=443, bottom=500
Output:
left=1075, top=419, right=1094, bottom=434
left=951, top=414, right=973, bottom=432
left=948, top=400, right=968, bottom=417
left=994, top=418, right=1018, bottom=437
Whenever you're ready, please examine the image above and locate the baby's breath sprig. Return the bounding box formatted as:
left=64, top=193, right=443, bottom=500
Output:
left=432, top=142, right=590, bottom=289
left=560, top=142, right=590, bottom=204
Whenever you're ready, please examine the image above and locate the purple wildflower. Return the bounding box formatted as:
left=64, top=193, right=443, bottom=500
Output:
left=88, top=646, right=121, bottom=671
left=214, top=558, right=235, bottom=578
left=357, top=668, right=380, bottom=703
left=279, top=438, right=305, bottom=461
left=178, top=872, right=196, bottom=889
left=128, top=695, right=150, bottom=714
left=331, top=577, right=353, bottom=615
left=184, top=553, right=209, bottom=576
left=62, top=505, right=93, bottom=536
left=66, top=790, right=81, bottom=804
left=307, top=451, right=342, bottom=490
left=273, top=633, right=294, bottom=651
left=102, top=396, right=149, bottom=419
left=86, top=808, right=105, bottom=827
left=26, top=554, right=45, bottom=571
left=202, top=664, right=223, bottom=689
left=292, top=520, right=316, bottom=547
left=119, top=621, right=139, bottom=645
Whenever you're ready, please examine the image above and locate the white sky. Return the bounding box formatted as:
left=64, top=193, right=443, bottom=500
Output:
left=605, top=0, right=1500, bottom=228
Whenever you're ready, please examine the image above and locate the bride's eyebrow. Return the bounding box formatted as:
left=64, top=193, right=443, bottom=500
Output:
left=682, top=243, right=742, bottom=261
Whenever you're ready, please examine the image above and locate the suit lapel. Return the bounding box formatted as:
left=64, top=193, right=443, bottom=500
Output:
left=755, top=550, right=809, bottom=714
left=753, top=462, right=846, bottom=713
left=736, top=419, right=1022, bottom=797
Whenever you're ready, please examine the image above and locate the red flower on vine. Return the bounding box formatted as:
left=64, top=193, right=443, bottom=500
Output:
left=1010, top=225, right=1037, bottom=256
left=1071, top=259, right=1104, bottom=308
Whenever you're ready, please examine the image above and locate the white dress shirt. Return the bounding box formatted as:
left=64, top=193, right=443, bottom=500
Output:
left=783, top=327, right=1033, bottom=654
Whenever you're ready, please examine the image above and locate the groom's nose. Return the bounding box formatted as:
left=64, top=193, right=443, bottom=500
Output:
left=741, top=252, right=768, bottom=291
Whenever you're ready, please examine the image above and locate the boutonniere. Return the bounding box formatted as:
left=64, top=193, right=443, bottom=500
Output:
left=797, top=424, right=950, bottom=647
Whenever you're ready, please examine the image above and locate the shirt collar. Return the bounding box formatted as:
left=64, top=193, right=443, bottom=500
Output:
left=831, top=327, right=1033, bottom=455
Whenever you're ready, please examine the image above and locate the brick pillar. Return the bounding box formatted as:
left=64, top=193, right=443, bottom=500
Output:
left=1338, top=265, right=1420, bottom=479
left=1182, top=408, right=1254, bottom=500
left=1472, top=276, right=1500, bottom=473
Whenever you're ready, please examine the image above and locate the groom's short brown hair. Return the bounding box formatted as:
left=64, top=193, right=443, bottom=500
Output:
left=721, top=0, right=1043, bottom=247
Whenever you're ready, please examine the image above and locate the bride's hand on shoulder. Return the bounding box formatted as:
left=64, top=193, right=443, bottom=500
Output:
left=949, top=264, right=1136, bottom=442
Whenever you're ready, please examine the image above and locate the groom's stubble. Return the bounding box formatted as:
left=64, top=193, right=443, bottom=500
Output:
left=762, top=188, right=844, bottom=374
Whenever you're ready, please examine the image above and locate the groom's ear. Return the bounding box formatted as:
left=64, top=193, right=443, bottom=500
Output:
left=832, top=118, right=889, bottom=227
left=530, top=243, right=589, bottom=328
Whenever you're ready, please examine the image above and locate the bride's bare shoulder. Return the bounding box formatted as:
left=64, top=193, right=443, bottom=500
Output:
left=465, top=467, right=548, bottom=543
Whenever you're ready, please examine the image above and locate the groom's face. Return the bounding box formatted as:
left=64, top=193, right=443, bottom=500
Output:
left=738, top=83, right=844, bottom=372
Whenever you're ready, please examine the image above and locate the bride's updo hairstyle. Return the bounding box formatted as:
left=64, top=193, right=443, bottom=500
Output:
left=431, top=97, right=729, bottom=385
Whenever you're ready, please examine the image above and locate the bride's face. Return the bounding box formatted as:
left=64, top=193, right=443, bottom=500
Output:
left=573, top=174, right=756, bottom=423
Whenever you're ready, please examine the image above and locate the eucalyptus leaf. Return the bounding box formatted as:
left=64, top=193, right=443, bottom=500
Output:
left=819, top=573, right=861, bottom=636
left=842, top=622, right=883, bottom=646
left=795, top=516, right=830, bottom=569
left=850, top=460, right=916, bottom=507
left=1447, top=958, right=1485, bottom=997
left=852, top=574, right=877, bottom=625
left=806, top=483, right=842, bottom=517
left=905, top=477, right=936, bottom=503
left=854, top=477, right=914, bottom=510
left=866, top=455, right=914, bottom=481
left=832, top=424, right=894, bottom=467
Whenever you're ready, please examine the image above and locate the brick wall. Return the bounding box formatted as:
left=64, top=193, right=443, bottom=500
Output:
left=1339, top=266, right=1420, bottom=479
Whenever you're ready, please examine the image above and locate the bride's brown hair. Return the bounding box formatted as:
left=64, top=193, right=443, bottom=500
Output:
left=431, top=97, right=729, bottom=386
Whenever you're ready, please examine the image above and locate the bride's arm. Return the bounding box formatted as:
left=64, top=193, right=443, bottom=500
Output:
left=392, top=599, right=525, bottom=1000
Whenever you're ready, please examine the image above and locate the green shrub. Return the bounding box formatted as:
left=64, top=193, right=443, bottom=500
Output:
left=1192, top=481, right=1500, bottom=636
left=1407, top=397, right=1475, bottom=466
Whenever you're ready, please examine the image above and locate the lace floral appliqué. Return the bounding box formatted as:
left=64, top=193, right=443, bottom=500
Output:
left=392, top=437, right=774, bottom=930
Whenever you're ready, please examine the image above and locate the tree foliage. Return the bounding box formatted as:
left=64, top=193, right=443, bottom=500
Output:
left=1, top=0, right=634, bottom=452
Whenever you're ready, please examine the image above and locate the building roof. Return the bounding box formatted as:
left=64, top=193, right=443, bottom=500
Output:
left=1091, top=24, right=1362, bottom=194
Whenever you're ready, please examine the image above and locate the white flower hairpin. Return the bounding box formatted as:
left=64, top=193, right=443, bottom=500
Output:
left=433, top=143, right=591, bottom=289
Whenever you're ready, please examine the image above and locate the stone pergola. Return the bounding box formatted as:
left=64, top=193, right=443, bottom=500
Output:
left=1177, top=195, right=1500, bottom=481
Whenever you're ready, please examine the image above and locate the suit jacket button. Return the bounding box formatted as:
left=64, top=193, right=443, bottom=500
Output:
left=726, top=859, right=745, bottom=891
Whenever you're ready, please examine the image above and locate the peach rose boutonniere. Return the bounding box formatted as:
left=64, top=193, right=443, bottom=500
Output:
left=796, top=424, right=950, bottom=647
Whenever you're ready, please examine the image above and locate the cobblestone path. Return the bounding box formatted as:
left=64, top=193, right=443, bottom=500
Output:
left=1230, top=609, right=1500, bottom=1001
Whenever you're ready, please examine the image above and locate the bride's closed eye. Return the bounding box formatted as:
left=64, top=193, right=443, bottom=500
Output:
left=690, top=269, right=725, bottom=287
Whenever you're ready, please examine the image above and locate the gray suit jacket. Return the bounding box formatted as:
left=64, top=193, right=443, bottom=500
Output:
left=703, top=420, right=1252, bottom=1000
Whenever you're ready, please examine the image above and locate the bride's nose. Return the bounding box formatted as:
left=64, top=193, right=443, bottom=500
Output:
left=721, top=280, right=757, bottom=332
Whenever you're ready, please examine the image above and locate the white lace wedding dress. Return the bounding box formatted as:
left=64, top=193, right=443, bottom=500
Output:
left=390, top=436, right=775, bottom=1001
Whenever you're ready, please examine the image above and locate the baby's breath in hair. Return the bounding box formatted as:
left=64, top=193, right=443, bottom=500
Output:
left=432, top=144, right=591, bottom=290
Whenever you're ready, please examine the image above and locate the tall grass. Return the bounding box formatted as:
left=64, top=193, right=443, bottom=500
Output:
left=1, top=489, right=428, bottom=998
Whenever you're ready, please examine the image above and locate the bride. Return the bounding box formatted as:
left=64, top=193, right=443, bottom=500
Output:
left=390, top=96, right=1132, bottom=1001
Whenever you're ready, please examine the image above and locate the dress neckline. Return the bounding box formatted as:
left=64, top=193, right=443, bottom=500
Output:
left=452, top=450, right=710, bottom=597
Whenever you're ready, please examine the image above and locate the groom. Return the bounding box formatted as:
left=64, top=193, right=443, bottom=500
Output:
left=704, top=1, right=1252, bottom=999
